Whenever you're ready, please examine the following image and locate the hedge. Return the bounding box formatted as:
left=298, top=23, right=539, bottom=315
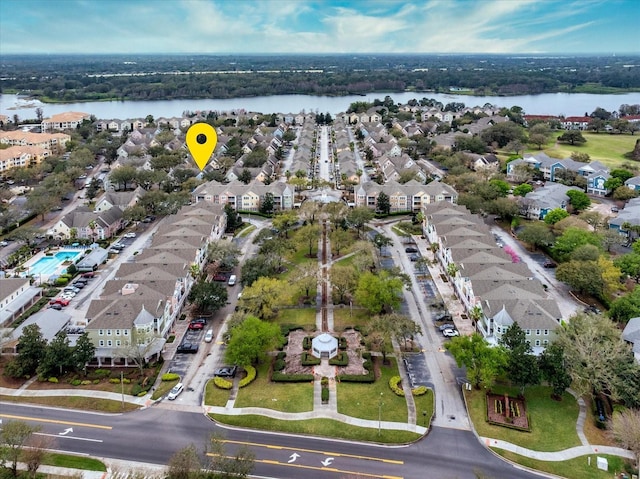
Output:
left=301, top=352, right=321, bottom=366
left=214, top=377, right=233, bottom=390
left=162, top=373, right=180, bottom=381
left=239, top=365, right=257, bottom=388
left=271, top=372, right=314, bottom=382
left=329, top=351, right=348, bottom=366
left=412, top=386, right=428, bottom=396
left=337, top=353, right=374, bottom=383
left=303, top=336, right=312, bottom=350
left=338, top=337, right=347, bottom=350
left=321, top=387, right=329, bottom=403
left=389, top=375, right=404, bottom=396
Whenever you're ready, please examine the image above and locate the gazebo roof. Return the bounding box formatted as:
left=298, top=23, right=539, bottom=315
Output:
left=311, top=333, right=338, bottom=359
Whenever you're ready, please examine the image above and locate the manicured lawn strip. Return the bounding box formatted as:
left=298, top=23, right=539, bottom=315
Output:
left=391, top=225, right=411, bottom=237
left=465, top=385, right=580, bottom=452
left=210, top=414, right=420, bottom=444
left=42, top=453, right=107, bottom=471
left=332, top=307, right=370, bottom=332
left=204, top=379, right=230, bottom=407
left=494, top=449, right=631, bottom=479
left=234, top=362, right=313, bottom=413
left=337, top=358, right=407, bottom=423
left=236, top=225, right=256, bottom=238
left=276, top=308, right=317, bottom=330
left=151, top=378, right=178, bottom=400
left=332, top=253, right=357, bottom=267
left=0, top=394, right=139, bottom=413
left=413, top=388, right=435, bottom=428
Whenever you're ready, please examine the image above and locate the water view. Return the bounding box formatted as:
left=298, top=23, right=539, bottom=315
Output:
left=2, top=92, right=640, bottom=121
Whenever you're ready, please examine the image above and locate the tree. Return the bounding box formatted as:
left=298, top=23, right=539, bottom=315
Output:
left=517, top=222, right=554, bottom=251
left=346, top=207, right=374, bottom=239
left=555, top=312, right=640, bottom=401
left=512, top=183, right=533, bottom=197
left=499, top=323, right=540, bottom=394
left=5, top=324, right=47, bottom=378
left=480, top=121, right=526, bottom=148
left=238, top=168, right=252, bottom=184
left=556, top=260, right=605, bottom=298
left=376, top=192, right=391, bottom=215
left=528, top=123, right=551, bottom=149
left=372, top=233, right=392, bottom=256
left=238, top=277, right=287, bottom=320
left=331, top=264, right=358, bottom=304
left=552, top=227, right=602, bottom=260
left=543, top=208, right=569, bottom=225
left=109, top=165, right=138, bottom=190
left=387, top=313, right=422, bottom=351
left=204, top=433, right=255, bottom=478
left=298, top=200, right=320, bottom=224
left=296, top=223, right=320, bottom=257
left=224, top=203, right=243, bottom=233
left=557, top=130, right=586, bottom=145
left=26, top=188, right=57, bottom=221
left=329, top=228, right=351, bottom=257
left=188, top=280, right=228, bottom=313
left=207, top=241, right=240, bottom=271
left=73, top=332, right=96, bottom=374
left=240, top=255, right=279, bottom=287
left=489, top=197, right=520, bottom=220
left=566, top=189, right=591, bottom=212
left=445, top=333, right=507, bottom=389
left=117, top=329, right=161, bottom=377
left=37, top=331, right=73, bottom=378
left=271, top=210, right=299, bottom=238
left=167, top=443, right=201, bottom=479
left=259, top=192, right=274, bottom=215
left=608, top=285, right=640, bottom=324
left=539, top=343, right=572, bottom=399
left=609, top=408, right=640, bottom=478
left=289, top=262, right=318, bottom=300
left=323, top=202, right=349, bottom=229
left=354, top=270, right=404, bottom=315
left=225, top=316, right=282, bottom=367
left=0, top=420, right=40, bottom=478
left=613, top=185, right=639, bottom=201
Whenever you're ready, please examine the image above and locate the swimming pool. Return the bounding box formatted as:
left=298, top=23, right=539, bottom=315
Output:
left=27, top=250, right=82, bottom=276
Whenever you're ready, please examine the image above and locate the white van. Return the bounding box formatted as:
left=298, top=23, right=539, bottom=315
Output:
left=204, top=329, right=214, bottom=343
left=167, top=382, right=184, bottom=400
left=227, top=274, right=236, bottom=286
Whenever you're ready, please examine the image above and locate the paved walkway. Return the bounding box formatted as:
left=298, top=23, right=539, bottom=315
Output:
left=481, top=438, right=635, bottom=461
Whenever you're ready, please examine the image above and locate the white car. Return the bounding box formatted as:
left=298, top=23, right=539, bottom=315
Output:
left=167, top=383, right=184, bottom=400
left=61, top=293, right=75, bottom=300
left=124, top=232, right=136, bottom=238
left=442, top=329, right=460, bottom=338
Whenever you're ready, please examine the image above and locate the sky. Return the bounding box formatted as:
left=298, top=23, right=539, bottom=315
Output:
left=1, top=0, right=639, bottom=55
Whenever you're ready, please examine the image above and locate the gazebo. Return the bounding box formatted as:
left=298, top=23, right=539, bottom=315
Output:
left=311, top=333, right=338, bottom=359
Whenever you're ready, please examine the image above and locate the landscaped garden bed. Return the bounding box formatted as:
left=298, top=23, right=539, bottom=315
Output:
left=486, top=391, right=530, bottom=431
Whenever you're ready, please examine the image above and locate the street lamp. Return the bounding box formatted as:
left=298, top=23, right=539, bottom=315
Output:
left=378, top=392, right=384, bottom=436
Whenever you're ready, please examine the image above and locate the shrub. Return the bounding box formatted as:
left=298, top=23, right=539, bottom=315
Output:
left=301, top=352, right=321, bottom=366
left=271, top=372, right=314, bottom=382
left=109, top=378, right=121, bottom=384
left=321, top=387, right=329, bottom=403
left=274, top=358, right=286, bottom=372
left=48, top=377, right=59, bottom=383
left=81, top=380, right=92, bottom=385
left=137, top=391, right=147, bottom=397
left=162, top=373, right=180, bottom=381
left=321, top=376, right=329, bottom=387
left=329, top=352, right=348, bottom=366
left=239, top=365, right=257, bottom=388
left=92, top=379, right=100, bottom=384
left=412, top=386, right=428, bottom=396
left=389, top=376, right=404, bottom=396
left=131, top=384, right=143, bottom=396
left=93, top=369, right=111, bottom=378
left=338, top=353, right=374, bottom=383
left=70, top=379, right=82, bottom=386
left=338, top=337, right=347, bottom=350
left=214, top=377, right=233, bottom=390
left=276, top=351, right=286, bottom=360
left=303, top=336, right=312, bottom=350
left=122, top=378, right=131, bottom=384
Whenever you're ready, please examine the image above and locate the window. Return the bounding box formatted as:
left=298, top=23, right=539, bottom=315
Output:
left=116, top=340, right=121, bottom=346
left=544, top=329, right=549, bottom=335
left=525, top=329, right=531, bottom=335
left=107, top=329, right=112, bottom=336
left=115, top=329, right=120, bottom=336
left=123, top=330, right=129, bottom=336
left=99, top=340, right=104, bottom=347
left=543, top=340, right=549, bottom=346
left=107, top=340, right=112, bottom=347
left=535, top=339, right=541, bottom=346
left=535, top=329, right=541, bottom=336
left=99, top=329, right=104, bottom=336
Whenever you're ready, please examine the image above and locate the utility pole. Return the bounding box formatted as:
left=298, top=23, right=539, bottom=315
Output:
left=120, top=371, right=125, bottom=411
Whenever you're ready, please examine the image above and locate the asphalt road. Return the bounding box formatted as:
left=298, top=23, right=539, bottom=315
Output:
left=0, top=403, right=543, bottom=479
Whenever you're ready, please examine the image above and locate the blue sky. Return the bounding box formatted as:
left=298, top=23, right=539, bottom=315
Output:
left=1, top=0, right=639, bottom=55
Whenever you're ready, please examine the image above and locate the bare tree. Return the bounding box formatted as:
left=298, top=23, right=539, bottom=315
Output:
left=0, top=420, right=40, bottom=477
left=609, top=408, right=640, bottom=477
left=167, top=444, right=201, bottom=479
left=23, top=434, right=53, bottom=478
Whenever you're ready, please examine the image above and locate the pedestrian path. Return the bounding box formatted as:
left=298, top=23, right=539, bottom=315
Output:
left=481, top=437, right=635, bottom=461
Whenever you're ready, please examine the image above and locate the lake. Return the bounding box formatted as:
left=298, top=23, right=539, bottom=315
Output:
left=2, top=91, right=640, bottom=121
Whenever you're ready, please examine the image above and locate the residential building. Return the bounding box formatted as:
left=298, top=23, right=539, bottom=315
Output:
left=0, top=145, right=50, bottom=173
left=47, top=206, right=124, bottom=240
left=41, top=111, right=91, bottom=131
left=622, top=317, right=640, bottom=364
left=519, top=183, right=580, bottom=220
left=0, top=278, right=42, bottom=327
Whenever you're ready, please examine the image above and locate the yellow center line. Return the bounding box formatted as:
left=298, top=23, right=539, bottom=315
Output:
left=220, top=439, right=403, bottom=465
left=0, top=414, right=112, bottom=430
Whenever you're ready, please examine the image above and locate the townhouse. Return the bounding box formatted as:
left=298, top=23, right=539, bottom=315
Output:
left=192, top=179, right=294, bottom=211
left=354, top=179, right=458, bottom=212
left=47, top=206, right=124, bottom=240
left=422, top=202, right=561, bottom=353
left=518, top=183, right=581, bottom=220
left=41, top=111, right=91, bottom=131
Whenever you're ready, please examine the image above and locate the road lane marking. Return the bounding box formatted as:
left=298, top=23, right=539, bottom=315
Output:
left=0, top=414, right=112, bottom=430
left=220, top=439, right=403, bottom=464
left=35, top=432, right=103, bottom=443
left=207, top=454, right=403, bottom=479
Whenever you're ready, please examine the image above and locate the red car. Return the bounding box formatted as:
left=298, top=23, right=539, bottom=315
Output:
left=50, top=297, right=70, bottom=307
left=188, top=321, right=204, bottom=330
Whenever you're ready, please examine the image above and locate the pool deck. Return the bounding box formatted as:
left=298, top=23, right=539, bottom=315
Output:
left=15, top=246, right=86, bottom=283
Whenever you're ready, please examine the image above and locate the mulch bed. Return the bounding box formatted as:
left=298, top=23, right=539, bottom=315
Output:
left=486, top=392, right=530, bottom=431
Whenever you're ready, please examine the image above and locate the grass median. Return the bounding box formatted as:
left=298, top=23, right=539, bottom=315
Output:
left=0, top=394, right=139, bottom=413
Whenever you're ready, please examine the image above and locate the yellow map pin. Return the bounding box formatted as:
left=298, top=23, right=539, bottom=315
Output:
left=186, top=123, right=217, bottom=171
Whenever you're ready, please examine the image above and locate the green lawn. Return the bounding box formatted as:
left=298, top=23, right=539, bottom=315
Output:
left=234, top=362, right=313, bottom=413
left=204, top=378, right=230, bottom=407
left=236, top=225, right=256, bottom=238
left=210, top=414, right=421, bottom=444
left=276, top=308, right=317, bottom=329
left=42, top=453, right=107, bottom=471
left=523, top=132, right=638, bottom=168
left=337, top=357, right=408, bottom=423
left=494, top=450, right=634, bottom=479
left=414, top=388, right=435, bottom=428
left=333, top=307, right=370, bottom=332
left=0, top=394, right=139, bottom=413
left=465, top=385, right=581, bottom=452
left=151, top=378, right=178, bottom=400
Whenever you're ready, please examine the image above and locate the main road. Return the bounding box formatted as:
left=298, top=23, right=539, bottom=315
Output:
left=0, top=402, right=542, bottom=479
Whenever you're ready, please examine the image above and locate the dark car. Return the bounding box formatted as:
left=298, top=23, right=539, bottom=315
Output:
left=439, top=323, right=456, bottom=331
left=73, top=282, right=85, bottom=289
left=409, top=253, right=420, bottom=262
left=405, top=247, right=418, bottom=253
left=191, top=317, right=207, bottom=325
left=433, top=312, right=453, bottom=322
left=214, top=366, right=238, bottom=378
left=177, top=342, right=199, bottom=354
left=543, top=261, right=557, bottom=268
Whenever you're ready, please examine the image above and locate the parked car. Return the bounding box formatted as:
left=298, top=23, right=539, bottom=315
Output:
left=188, top=321, right=204, bottom=330
left=82, top=272, right=95, bottom=278
left=177, top=342, right=199, bottom=354
left=439, top=323, right=456, bottom=331
left=191, top=317, right=207, bottom=325
left=409, top=253, right=420, bottom=262
left=611, top=206, right=619, bottom=213
left=204, top=329, right=214, bottom=343
left=433, top=312, right=453, bottom=322
left=49, top=303, right=63, bottom=310
left=442, top=329, right=460, bottom=338
left=543, top=261, right=557, bottom=268
left=72, top=282, right=85, bottom=289
left=124, top=232, right=136, bottom=238
left=227, top=274, right=237, bottom=286
left=214, top=366, right=238, bottom=378
left=0, top=241, right=8, bottom=247
left=405, top=247, right=418, bottom=253
left=167, top=383, right=184, bottom=400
